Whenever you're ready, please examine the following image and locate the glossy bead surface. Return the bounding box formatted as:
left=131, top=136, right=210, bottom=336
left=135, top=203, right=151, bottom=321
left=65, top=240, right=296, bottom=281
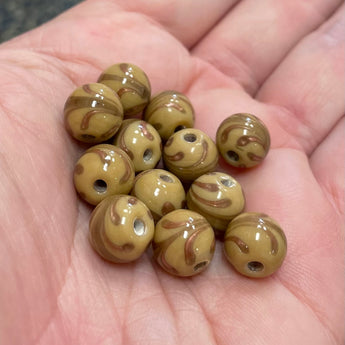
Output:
left=89, top=195, right=154, bottom=263
left=64, top=83, right=123, bottom=143
left=97, top=63, right=151, bottom=117
left=153, top=209, right=215, bottom=277
left=73, top=144, right=135, bottom=205
left=113, top=120, right=162, bottom=172
left=163, top=128, right=219, bottom=182
left=224, top=212, right=287, bottom=278
left=132, top=169, right=186, bottom=221
left=144, top=90, right=195, bottom=141
left=187, top=172, right=245, bottom=233
left=216, top=113, right=270, bottom=168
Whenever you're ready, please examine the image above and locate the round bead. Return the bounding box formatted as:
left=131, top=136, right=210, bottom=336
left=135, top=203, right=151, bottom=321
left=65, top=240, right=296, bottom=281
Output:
left=144, top=90, right=195, bottom=141
left=163, top=128, right=219, bottom=182
left=153, top=209, right=215, bottom=277
left=113, top=120, right=162, bottom=172
left=89, top=195, right=154, bottom=263
left=132, top=169, right=186, bottom=221
left=216, top=113, right=270, bottom=168
left=187, top=172, right=245, bottom=234
left=73, top=144, right=135, bottom=205
left=224, top=212, right=287, bottom=278
left=64, top=83, right=123, bottom=143
left=97, top=63, right=151, bottom=117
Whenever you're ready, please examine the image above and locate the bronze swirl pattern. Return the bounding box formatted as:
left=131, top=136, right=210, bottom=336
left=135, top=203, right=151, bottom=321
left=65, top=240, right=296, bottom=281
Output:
left=73, top=144, right=135, bottom=205
left=163, top=129, right=219, bottom=182
left=161, top=202, right=176, bottom=216
left=228, top=213, right=285, bottom=255
left=144, top=90, right=195, bottom=140
left=131, top=169, right=186, bottom=222
left=153, top=210, right=215, bottom=277
left=118, top=132, right=134, bottom=160
left=98, top=63, right=151, bottom=116
left=186, top=172, right=245, bottom=233
left=216, top=113, right=270, bottom=168
left=87, top=146, right=134, bottom=185
left=164, top=150, right=185, bottom=162
left=189, top=187, right=232, bottom=208
left=145, top=91, right=192, bottom=119
left=110, top=197, right=121, bottom=225
left=223, top=212, right=287, bottom=278
left=113, top=120, right=162, bottom=172
left=138, top=121, right=154, bottom=140
left=88, top=148, right=113, bottom=166
left=89, top=200, right=134, bottom=263
left=224, top=235, right=249, bottom=253
left=119, top=151, right=135, bottom=184
left=155, top=219, right=208, bottom=267
left=193, top=181, right=219, bottom=192
left=64, top=83, right=123, bottom=143
left=74, top=163, right=84, bottom=175
left=89, top=195, right=155, bottom=263
left=100, top=63, right=150, bottom=99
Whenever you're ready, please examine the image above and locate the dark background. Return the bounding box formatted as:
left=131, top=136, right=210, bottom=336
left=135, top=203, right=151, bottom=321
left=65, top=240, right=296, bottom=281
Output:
left=0, top=0, right=82, bottom=43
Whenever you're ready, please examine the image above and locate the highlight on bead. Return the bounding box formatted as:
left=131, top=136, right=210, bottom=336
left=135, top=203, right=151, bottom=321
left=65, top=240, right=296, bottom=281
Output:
left=163, top=128, right=219, bottom=182
left=153, top=209, right=215, bottom=277
left=223, top=212, right=287, bottom=278
left=132, top=169, right=186, bottom=221
left=73, top=144, right=135, bottom=205
left=144, top=90, right=195, bottom=141
left=64, top=61, right=287, bottom=279
left=216, top=113, right=270, bottom=168
left=89, top=195, right=155, bottom=263
left=64, top=83, right=124, bottom=143
left=187, top=172, right=245, bottom=234
left=98, top=63, right=151, bottom=117
left=113, top=119, right=162, bottom=172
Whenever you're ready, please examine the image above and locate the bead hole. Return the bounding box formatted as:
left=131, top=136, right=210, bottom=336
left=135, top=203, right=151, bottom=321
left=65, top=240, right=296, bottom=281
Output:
left=227, top=150, right=239, bottom=162
left=93, top=179, right=107, bottom=193
left=193, top=261, right=208, bottom=272
left=133, top=218, right=146, bottom=236
left=221, top=179, right=234, bottom=188
left=160, top=174, right=173, bottom=183
left=143, top=149, right=153, bottom=162
left=174, top=125, right=186, bottom=133
left=247, top=261, right=264, bottom=272
left=184, top=133, right=197, bottom=143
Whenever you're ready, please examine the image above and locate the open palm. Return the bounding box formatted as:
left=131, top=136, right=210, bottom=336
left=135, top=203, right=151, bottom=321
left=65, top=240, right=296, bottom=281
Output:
left=0, top=1, right=344, bottom=344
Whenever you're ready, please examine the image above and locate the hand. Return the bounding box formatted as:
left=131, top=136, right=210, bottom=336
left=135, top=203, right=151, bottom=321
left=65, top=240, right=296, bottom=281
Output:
left=0, top=1, right=343, bottom=344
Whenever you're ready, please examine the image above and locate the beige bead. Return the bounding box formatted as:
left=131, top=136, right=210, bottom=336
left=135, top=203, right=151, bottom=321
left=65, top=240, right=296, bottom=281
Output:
left=89, top=195, right=154, bottom=263
left=132, top=169, right=186, bottom=221
left=73, top=144, right=135, bottom=205
left=224, top=212, right=287, bottom=278
left=113, top=120, right=162, bottom=172
left=216, top=113, right=270, bottom=168
left=163, top=128, right=219, bottom=182
left=64, top=83, right=123, bottom=143
left=187, top=172, right=245, bottom=234
left=98, top=63, right=151, bottom=117
left=144, top=90, right=195, bottom=141
left=153, top=209, right=215, bottom=277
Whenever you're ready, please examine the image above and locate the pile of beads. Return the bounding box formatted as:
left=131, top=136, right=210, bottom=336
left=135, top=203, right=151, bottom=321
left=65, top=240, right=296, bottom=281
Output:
left=65, top=62, right=287, bottom=278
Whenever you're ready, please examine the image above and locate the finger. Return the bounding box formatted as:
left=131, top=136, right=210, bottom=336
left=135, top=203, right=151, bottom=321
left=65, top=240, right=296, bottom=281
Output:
left=227, top=148, right=344, bottom=340
left=105, top=0, right=239, bottom=48
left=192, top=0, right=342, bottom=94
left=309, top=117, right=345, bottom=214
left=0, top=1, right=196, bottom=93
left=257, top=4, right=345, bottom=155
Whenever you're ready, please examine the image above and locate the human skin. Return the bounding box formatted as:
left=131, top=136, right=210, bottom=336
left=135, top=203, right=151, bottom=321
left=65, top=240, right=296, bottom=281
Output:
left=0, top=1, right=344, bottom=344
